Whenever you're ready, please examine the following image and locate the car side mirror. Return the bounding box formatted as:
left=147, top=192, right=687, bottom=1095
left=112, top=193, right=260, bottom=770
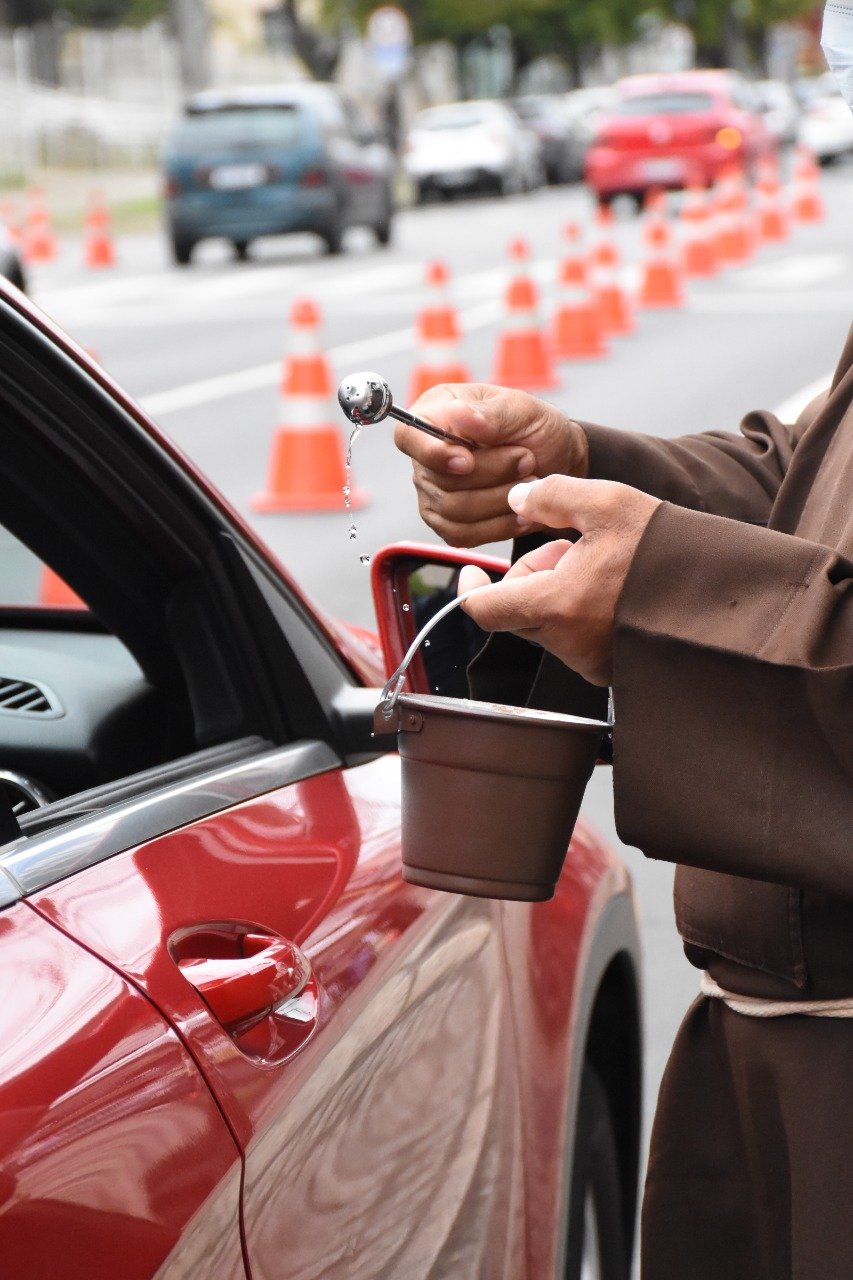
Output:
left=370, top=541, right=509, bottom=697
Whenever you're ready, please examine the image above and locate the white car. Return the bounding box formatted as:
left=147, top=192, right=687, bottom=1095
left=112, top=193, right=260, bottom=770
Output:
left=404, top=99, right=545, bottom=201
left=754, top=78, right=800, bottom=148
left=796, top=75, right=853, bottom=161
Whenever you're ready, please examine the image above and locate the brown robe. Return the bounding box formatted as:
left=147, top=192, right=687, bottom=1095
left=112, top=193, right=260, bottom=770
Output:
left=471, top=324, right=853, bottom=1277
left=585, top=325, right=853, bottom=1278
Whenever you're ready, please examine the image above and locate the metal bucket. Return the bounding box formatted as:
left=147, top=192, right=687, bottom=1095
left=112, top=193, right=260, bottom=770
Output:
left=376, top=590, right=610, bottom=902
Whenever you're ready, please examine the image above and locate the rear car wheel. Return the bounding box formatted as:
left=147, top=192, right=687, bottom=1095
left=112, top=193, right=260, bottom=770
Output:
left=374, top=192, right=394, bottom=247
left=170, top=232, right=195, bottom=267
left=322, top=209, right=345, bottom=255
left=565, top=1066, right=629, bottom=1280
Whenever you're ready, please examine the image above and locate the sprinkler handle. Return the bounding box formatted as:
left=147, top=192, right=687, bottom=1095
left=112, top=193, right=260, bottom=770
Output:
left=388, top=405, right=479, bottom=452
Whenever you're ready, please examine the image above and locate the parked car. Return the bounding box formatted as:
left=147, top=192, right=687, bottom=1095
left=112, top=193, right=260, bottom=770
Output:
left=561, top=85, right=618, bottom=183
left=584, top=69, right=775, bottom=204
left=404, top=99, right=545, bottom=201
left=795, top=74, right=853, bottom=162
left=0, top=279, right=642, bottom=1279
left=513, top=93, right=579, bottom=183
left=0, top=223, right=25, bottom=292
left=162, top=83, right=396, bottom=264
left=754, top=78, right=800, bottom=148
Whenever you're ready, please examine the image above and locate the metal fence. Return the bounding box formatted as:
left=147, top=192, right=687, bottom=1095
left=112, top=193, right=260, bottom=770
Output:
left=0, top=21, right=180, bottom=175
left=0, top=19, right=306, bottom=178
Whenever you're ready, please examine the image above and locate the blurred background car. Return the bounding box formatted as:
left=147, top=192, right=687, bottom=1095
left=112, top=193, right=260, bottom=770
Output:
left=584, top=69, right=775, bottom=205
left=512, top=93, right=578, bottom=184
left=795, top=73, right=853, bottom=163
left=0, top=224, right=25, bottom=292
left=403, top=99, right=545, bottom=202
left=161, top=82, right=396, bottom=264
left=754, top=78, right=801, bottom=149
left=560, top=85, right=618, bottom=183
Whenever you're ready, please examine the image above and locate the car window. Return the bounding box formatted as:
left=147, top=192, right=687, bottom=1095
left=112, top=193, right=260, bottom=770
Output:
left=415, top=105, right=490, bottom=131
left=0, top=523, right=83, bottom=609
left=169, top=107, right=303, bottom=153
left=614, top=91, right=716, bottom=116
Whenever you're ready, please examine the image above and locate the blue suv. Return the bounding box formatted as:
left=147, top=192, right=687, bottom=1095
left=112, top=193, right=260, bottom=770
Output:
left=162, top=83, right=396, bottom=264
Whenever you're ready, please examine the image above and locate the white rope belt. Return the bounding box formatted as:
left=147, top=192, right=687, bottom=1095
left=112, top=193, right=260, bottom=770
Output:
left=701, top=971, right=853, bottom=1018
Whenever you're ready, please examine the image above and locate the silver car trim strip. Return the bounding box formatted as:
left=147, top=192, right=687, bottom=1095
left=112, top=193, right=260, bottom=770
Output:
left=0, top=867, right=20, bottom=909
left=0, top=740, right=339, bottom=903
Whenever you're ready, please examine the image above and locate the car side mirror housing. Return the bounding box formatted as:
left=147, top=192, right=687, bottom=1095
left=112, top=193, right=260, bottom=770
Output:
left=370, top=541, right=509, bottom=697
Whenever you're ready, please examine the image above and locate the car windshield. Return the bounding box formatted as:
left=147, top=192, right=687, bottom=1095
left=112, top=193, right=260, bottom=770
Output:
left=416, top=106, right=491, bottom=131
left=614, top=91, right=716, bottom=116
left=514, top=99, right=550, bottom=120
left=169, top=107, right=303, bottom=153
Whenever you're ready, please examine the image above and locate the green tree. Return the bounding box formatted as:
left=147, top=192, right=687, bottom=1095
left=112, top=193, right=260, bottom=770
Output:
left=62, top=0, right=166, bottom=23
left=327, top=0, right=657, bottom=81
left=664, top=0, right=816, bottom=68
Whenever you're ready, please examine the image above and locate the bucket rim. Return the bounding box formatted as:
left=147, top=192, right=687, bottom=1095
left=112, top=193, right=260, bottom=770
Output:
left=397, top=692, right=610, bottom=733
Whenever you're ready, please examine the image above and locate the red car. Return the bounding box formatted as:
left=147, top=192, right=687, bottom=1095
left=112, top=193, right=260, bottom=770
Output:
left=0, top=280, right=641, bottom=1279
left=585, top=69, right=775, bottom=204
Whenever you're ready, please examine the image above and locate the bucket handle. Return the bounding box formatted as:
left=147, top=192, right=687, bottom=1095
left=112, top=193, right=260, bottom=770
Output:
left=376, top=586, right=616, bottom=730
left=378, top=587, right=483, bottom=722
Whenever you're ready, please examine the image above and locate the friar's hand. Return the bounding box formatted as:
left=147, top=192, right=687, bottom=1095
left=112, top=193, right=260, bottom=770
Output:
left=393, top=383, right=588, bottom=548
left=458, top=475, right=662, bottom=686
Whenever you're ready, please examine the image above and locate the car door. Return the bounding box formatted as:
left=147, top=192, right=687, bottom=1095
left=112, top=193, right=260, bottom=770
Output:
left=0, top=899, right=246, bottom=1280
left=0, top=295, right=528, bottom=1280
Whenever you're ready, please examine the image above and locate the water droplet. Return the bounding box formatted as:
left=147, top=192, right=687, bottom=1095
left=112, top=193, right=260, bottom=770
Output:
left=424, top=639, right=431, bottom=646
left=359, top=554, right=371, bottom=565
left=346, top=424, right=361, bottom=469
left=401, top=603, right=410, bottom=612
left=348, top=524, right=357, bottom=541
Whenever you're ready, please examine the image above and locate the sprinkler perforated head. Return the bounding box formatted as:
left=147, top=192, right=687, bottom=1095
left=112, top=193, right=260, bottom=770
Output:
left=337, top=371, right=393, bottom=426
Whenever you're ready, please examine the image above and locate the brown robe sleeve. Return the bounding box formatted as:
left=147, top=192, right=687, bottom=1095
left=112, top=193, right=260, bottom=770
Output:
left=580, top=395, right=822, bottom=524
left=610, top=504, right=853, bottom=899
left=572, top=332, right=853, bottom=897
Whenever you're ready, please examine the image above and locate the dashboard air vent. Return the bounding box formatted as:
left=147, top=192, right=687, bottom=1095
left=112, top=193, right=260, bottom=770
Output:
left=0, top=676, right=61, bottom=716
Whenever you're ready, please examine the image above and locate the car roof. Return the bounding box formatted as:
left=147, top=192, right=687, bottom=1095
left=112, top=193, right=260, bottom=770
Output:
left=416, top=98, right=509, bottom=118
left=185, top=82, right=342, bottom=112
left=615, top=69, right=736, bottom=98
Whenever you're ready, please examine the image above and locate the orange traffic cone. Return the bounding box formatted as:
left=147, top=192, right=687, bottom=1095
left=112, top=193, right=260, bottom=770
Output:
left=754, top=159, right=789, bottom=244
left=22, top=188, right=58, bottom=264
left=638, top=211, right=685, bottom=309
left=590, top=208, right=634, bottom=336
left=84, top=189, right=116, bottom=269
left=680, top=185, right=718, bottom=277
left=790, top=145, right=824, bottom=223
left=39, top=567, right=84, bottom=608
left=408, top=260, right=471, bottom=401
left=491, top=238, right=559, bottom=390
left=252, top=298, right=368, bottom=513
left=714, top=165, right=755, bottom=265
left=552, top=222, right=607, bottom=359
left=0, top=200, right=21, bottom=247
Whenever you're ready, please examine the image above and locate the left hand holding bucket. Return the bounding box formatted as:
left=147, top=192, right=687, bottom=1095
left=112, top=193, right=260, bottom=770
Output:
left=459, top=474, right=661, bottom=686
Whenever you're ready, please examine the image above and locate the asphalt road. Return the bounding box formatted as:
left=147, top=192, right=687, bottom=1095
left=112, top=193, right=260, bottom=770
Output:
left=28, top=161, right=853, bottom=1165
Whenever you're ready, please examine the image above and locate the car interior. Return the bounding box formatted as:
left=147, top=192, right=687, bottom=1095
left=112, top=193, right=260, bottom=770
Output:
left=0, top=297, right=359, bottom=849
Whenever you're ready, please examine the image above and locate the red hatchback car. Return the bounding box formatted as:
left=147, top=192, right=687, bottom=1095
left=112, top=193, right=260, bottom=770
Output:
left=0, top=280, right=642, bottom=1280
left=585, top=69, right=775, bottom=203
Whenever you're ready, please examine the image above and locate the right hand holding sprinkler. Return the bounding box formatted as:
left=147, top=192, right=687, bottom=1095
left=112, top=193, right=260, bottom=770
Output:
left=394, top=383, right=589, bottom=547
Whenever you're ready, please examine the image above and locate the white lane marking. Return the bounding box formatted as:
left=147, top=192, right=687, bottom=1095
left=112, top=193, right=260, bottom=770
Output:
left=34, top=258, right=425, bottom=323
left=772, top=373, right=835, bottom=423
left=140, top=298, right=502, bottom=416
left=689, top=291, right=853, bottom=312
left=732, top=253, right=848, bottom=290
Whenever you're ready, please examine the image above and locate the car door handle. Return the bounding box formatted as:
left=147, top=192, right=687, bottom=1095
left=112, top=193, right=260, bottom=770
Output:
left=179, top=933, right=311, bottom=1032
